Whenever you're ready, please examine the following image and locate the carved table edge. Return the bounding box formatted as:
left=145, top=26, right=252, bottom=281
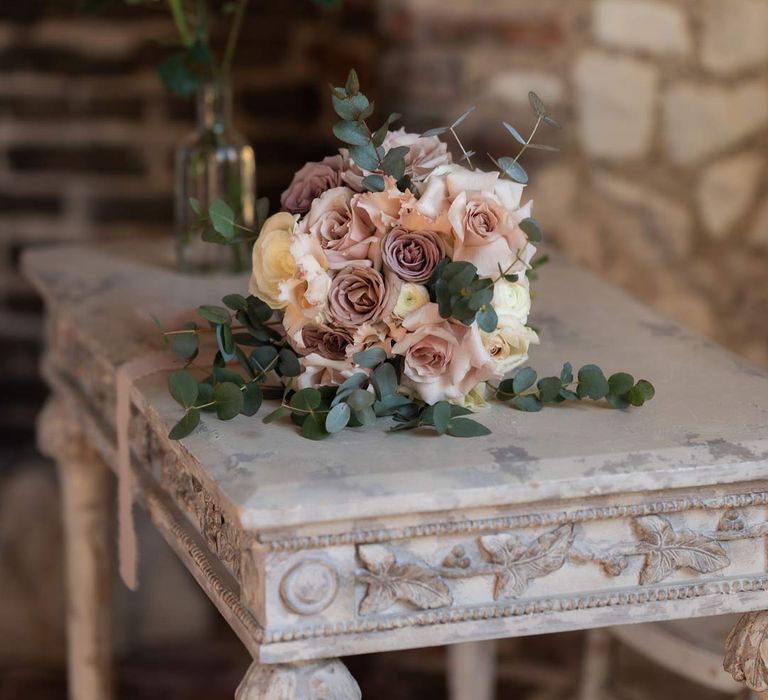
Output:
left=262, top=490, right=768, bottom=551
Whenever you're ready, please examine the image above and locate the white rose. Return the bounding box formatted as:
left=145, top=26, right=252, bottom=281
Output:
left=492, top=277, right=531, bottom=324
left=455, top=382, right=491, bottom=411
left=249, top=212, right=298, bottom=309
left=481, top=316, right=539, bottom=374
left=393, top=283, right=430, bottom=319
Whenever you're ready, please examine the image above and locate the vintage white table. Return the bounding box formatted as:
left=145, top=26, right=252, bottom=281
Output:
left=24, top=240, right=768, bottom=699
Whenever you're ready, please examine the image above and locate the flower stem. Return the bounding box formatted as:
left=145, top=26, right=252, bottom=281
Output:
left=223, top=0, right=250, bottom=77
left=167, top=0, right=194, bottom=47
left=513, top=116, right=542, bottom=164
left=450, top=127, right=474, bottom=169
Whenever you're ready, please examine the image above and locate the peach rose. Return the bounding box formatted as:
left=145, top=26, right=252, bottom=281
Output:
left=279, top=232, right=332, bottom=335
left=392, top=303, right=499, bottom=404
left=298, top=186, right=382, bottom=269
left=280, top=155, right=344, bottom=215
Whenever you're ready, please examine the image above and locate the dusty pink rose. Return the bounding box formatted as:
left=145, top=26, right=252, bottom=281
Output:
left=382, top=227, right=447, bottom=283
left=298, top=324, right=353, bottom=361
left=294, top=353, right=367, bottom=390
left=417, top=165, right=534, bottom=277
left=280, top=155, right=344, bottom=215
left=298, top=186, right=382, bottom=269
left=327, top=265, right=395, bottom=327
left=340, top=129, right=452, bottom=190
left=392, top=303, right=499, bottom=404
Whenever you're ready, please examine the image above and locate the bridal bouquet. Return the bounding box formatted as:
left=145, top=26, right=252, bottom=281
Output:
left=164, top=71, right=654, bottom=440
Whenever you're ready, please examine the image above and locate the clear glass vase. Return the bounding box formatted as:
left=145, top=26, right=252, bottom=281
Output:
left=174, top=80, right=255, bottom=273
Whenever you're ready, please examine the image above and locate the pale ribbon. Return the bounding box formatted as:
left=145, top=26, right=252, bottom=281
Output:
left=116, top=350, right=176, bottom=590
left=115, top=309, right=207, bottom=590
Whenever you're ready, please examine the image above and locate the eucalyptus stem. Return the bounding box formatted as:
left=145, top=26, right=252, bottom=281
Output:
left=450, top=127, right=474, bottom=169
left=167, top=0, right=194, bottom=47
left=223, top=0, right=250, bottom=76
left=513, top=115, right=542, bottom=164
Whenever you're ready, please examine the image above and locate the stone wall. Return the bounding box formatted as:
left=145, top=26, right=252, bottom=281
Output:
left=380, top=0, right=768, bottom=368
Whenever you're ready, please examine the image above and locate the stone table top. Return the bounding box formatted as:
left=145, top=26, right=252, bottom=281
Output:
left=23, top=240, right=768, bottom=532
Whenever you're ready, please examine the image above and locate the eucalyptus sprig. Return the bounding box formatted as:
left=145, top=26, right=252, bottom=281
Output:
left=187, top=196, right=269, bottom=246
left=330, top=70, right=411, bottom=193
left=489, top=363, right=655, bottom=412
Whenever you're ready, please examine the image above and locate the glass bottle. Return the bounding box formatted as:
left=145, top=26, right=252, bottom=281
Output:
left=175, top=80, right=255, bottom=273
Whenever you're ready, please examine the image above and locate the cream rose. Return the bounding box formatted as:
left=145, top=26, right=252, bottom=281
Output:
left=249, top=212, right=298, bottom=309
left=393, top=283, right=430, bottom=319
left=492, top=277, right=531, bottom=324
left=393, top=303, right=499, bottom=404
left=481, top=316, right=539, bottom=374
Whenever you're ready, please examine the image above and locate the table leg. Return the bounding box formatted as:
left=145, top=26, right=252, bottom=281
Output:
left=447, top=640, right=497, bottom=700
left=236, top=659, right=361, bottom=699
left=724, top=611, right=768, bottom=696
left=38, top=399, right=114, bottom=700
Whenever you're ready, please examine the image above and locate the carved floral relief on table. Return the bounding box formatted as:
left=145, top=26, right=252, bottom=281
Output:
left=353, top=510, right=760, bottom=615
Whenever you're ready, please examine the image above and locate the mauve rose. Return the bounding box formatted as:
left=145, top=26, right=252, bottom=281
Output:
left=382, top=227, right=446, bottom=283
left=280, top=155, right=344, bottom=215
left=300, top=324, right=353, bottom=361
left=327, top=265, right=394, bottom=327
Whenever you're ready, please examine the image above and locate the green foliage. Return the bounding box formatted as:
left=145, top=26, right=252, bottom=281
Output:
left=490, top=364, right=656, bottom=414
left=329, top=70, right=411, bottom=192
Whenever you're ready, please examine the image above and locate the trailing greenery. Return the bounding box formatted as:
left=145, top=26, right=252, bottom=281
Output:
left=161, top=296, right=655, bottom=441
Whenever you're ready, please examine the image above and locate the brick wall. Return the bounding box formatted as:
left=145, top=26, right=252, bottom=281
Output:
left=379, top=0, right=768, bottom=369
left=0, top=0, right=378, bottom=462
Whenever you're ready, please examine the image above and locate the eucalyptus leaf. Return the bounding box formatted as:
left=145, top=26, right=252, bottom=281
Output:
left=325, top=402, right=351, bottom=433
left=513, top=367, right=537, bottom=394
left=169, top=370, right=198, bottom=408
left=514, top=394, right=543, bottom=412
left=198, top=305, right=231, bottom=325
left=348, top=143, right=380, bottom=171
left=347, top=389, right=375, bottom=411
left=537, top=376, right=562, bottom=403
left=345, top=68, right=359, bottom=95
left=168, top=409, right=200, bottom=440
left=216, top=323, right=236, bottom=362
left=332, top=120, right=370, bottom=146
left=302, top=413, right=329, bottom=440
left=171, top=323, right=198, bottom=360
left=502, top=121, right=526, bottom=145
left=277, top=348, right=301, bottom=377
left=476, top=304, right=498, bottom=332
left=222, top=293, right=247, bottom=310
left=422, top=126, right=448, bottom=137
left=250, top=346, right=279, bottom=375
left=241, top=382, right=263, bottom=416
left=214, top=382, right=244, bottom=420
left=362, top=174, right=385, bottom=192
left=353, top=347, right=386, bottom=368
left=208, top=199, right=236, bottom=239
left=290, top=388, right=322, bottom=411
left=433, top=401, right=451, bottom=435
left=371, top=363, right=398, bottom=399
left=263, top=405, right=290, bottom=424
left=446, top=417, right=491, bottom=437
left=497, top=156, right=529, bottom=184
left=520, top=217, right=543, bottom=243
left=529, top=91, right=547, bottom=117
left=451, top=106, right=476, bottom=129
left=608, top=372, right=634, bottom=396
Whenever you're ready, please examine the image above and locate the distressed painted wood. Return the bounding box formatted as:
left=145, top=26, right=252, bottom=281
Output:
left=38, top=398, right=114, bottom=700
left=24, top=240, right=768, bottom=696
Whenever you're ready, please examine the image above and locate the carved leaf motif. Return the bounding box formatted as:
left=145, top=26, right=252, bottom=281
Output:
left=357, top=545, right=452, bottom=615
left=478, top=524, right=575, bottom=599
left=633, top=515, right=730, bottom=585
